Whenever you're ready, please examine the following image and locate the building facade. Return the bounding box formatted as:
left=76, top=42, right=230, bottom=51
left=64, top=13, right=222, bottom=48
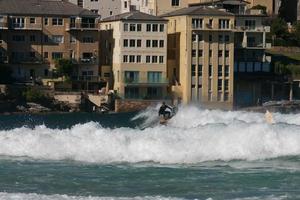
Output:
left=0, top=0, right=101, bottom=89
left=100, top=11, right=169, bottom=100
left=162, top=7, right=235, bottom=109
left=162, top=5, right=271, bottom=109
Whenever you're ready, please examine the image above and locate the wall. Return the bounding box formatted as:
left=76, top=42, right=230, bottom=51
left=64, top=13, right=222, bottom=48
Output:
left=115, top=99, right=160, bottom=112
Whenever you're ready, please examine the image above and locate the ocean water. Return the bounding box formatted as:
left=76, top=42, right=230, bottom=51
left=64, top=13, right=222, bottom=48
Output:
left=0, top=105, right=300, bottom=200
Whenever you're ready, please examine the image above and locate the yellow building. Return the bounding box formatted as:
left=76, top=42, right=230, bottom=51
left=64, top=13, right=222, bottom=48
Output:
left=162, top=7, right=235, bottom=109
left=100, top=11, right=169, bottom=100
left=0, top=0, right=102, bottom=90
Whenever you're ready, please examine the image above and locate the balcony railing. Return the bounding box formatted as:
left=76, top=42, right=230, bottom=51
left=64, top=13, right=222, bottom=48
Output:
left=10, top=23, right=42, bottom=30
left=124, top=78, right=169, bottom=85
left=0, top=22, right=8, bottom=29
left=234, top=26, right=270, bottom=32
left=67, top=23, right=98, bottom=30
left=71, top=76, right=101, bottom=82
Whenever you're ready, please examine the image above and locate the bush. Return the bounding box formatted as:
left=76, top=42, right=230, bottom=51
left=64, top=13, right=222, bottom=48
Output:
left=55, top=59, right=74, bottom=79
left=23, top=88, right=46, bottom=102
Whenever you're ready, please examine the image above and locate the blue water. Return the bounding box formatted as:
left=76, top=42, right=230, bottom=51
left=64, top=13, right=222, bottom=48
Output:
left=0, top=106, right=300, bottom=200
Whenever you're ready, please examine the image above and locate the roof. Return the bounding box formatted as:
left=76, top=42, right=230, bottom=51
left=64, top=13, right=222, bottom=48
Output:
left=160, top=6, right=234, bottom=18
left=0, top=0, right=98, bottom=17
left=189, top=0, right=250, bottom=6
left=101, top=11, right=168, bottom=22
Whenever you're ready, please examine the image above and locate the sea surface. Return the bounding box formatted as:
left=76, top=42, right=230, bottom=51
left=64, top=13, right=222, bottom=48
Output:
left=0, top=105, right=300, bottom=200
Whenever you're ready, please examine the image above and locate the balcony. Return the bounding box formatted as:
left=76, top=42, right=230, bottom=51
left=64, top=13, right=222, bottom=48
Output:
left=66, top=23, right=98, bottom=31
left=0, top=22, right=8, bottom=29
left=10, top=23, right=42, bottom=30
left=11, top=57, right=43, bottom=64
left=124, top=77, right=169, bottom=86
left=243, top=42, right=272, bottom=49
left=71, top=76, right=101, bottom=82
left=234, top=26, right=270, bottom=33
left=72, top=57, right=98, bottom=65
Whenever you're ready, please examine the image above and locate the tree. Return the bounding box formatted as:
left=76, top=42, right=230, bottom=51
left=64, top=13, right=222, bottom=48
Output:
left=271, top=17, right=288, bottom=39
left=55, top=59, right=74, bottom=80
left=292, top=22, right=300, bottom=45
left=278, top=0, right=298, bottom=23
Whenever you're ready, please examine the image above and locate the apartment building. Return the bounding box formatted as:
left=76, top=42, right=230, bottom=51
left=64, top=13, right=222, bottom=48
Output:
left=162, top=4, right=271, bottom=109
left=68, top=0, right=130, bottom=18
left=100, top=11, right=168, bottom=100
left=249, top=0, right=281, bottom=15
left=0, top=0, right=101, bottom=88
left=162, top=7, right=235, bottom=109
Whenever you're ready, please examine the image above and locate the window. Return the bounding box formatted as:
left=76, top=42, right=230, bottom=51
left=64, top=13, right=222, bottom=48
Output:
left=136, top=55, right=141, bottom=63
left=30, top=35, right=36, bottom=42
left=159, top=56, right=164, bottom=63
left=137, top=39, right=142, bottom=47
left=146, top=24, right=151, bottom=31
left=218, top=79, right=222, bottom=91
left=30, top=17, right=35, bottom=24
left=44, top=69, right=49, bottom=77
left=245, top=20, right=256, bottom=30
left=44, top=18, right=48, bottom=25
left=146, top=56, right=151, bottom=63
left=198, top=50, right=203, bottom=57
left=209, top=50, right=212, bottom=57
left=152, top=40, right=158, bottom=47
left=224, top=92, right=229, bottom=101
left=218, top=50, right=222, bottom=57
left=91, top=9, right=98, bottom=14
left=129, top=55, right=135, bottom=63
left=159, top=40, right=164, bottom=48
left=198, top=65, right=202, bottom=76
left=225, top=80, right=229, bottom=91
left=152, top=56, right=158, bottom=63
left=123, top=39, right=128, bottom=47
left=152, top=24, right=158, bottom=32
left=209, top=34, right=212, bottom=42
left=123, top=55, right=128, bottom=63
left=160, top=24, right=164, bottom=32
left=192, top=18, right=203, bottom=29
left=137, top=24, right=142, bottom=31
left=209, top=65, right=213, bottom=77
left=219, top=19, right=230, bottom=29
left=192, top=34, right=197, bottom=42
left=129, top=39, right=135, bottom=47
left=225, top=50, right=229, bottom=57
left=218, top=65, right=223, bottom=76
left=124, top=23, right=128, bottom=31
left=171, top=0, right=180, bottom=6
left=83, top=36, right=94, bottom=43
left=192, top=50, right=196, bottom=57
left=12, top=17, right=25, bottom=28
left=52, top=18, right=63, bottom=26
left=191, top=65, right=196, bottom=76
left=130, top=24, right=136, bottom=31
left=148, top=72, right=162, bottom=83
left=146, top=40, right=151, bottom=47
left=52, top=35, right=64, bottom=44
left=225, top=65, right=229, bottom=77
left=219, top=35, right=223, bottom=42
left=44, top=35, right=49, bottom=43
left=52, top=52, right=63, bottom=59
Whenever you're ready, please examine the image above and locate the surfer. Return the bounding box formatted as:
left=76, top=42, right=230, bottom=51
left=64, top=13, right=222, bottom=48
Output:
left=159, top=102, right=172, bottom=119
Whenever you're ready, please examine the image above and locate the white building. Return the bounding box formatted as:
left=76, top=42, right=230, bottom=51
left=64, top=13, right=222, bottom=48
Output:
left=100, top=11, right=169, bottom=99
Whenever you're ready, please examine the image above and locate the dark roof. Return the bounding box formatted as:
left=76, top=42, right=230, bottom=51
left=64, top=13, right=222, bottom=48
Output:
left=0, top=0, right=98, bottom=17
left=101, top=11, right=167, bottom=22
left=160, top=6, right=234, bottom=17
left=189, top=0, right=250, bottom=6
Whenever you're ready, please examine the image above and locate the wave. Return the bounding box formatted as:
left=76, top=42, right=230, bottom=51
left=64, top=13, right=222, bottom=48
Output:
left=0, top=106, right=300, bottom=164
left=0, top=193, right=184, bottom=200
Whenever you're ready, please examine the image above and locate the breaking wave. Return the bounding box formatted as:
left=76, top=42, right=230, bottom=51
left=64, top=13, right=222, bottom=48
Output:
left=0, top=106, right=300, bottom=164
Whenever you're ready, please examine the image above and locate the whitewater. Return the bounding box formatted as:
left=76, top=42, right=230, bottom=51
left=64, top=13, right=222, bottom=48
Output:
left=1, top=106, right=300, bottom=200
left=0, top=106, right=300, bottom=164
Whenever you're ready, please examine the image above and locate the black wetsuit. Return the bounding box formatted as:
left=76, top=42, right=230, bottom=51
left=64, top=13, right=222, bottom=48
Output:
left=159, top=105, right=171, bottom=118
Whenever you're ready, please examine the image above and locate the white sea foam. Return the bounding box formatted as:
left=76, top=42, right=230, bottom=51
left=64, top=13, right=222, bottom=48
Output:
left=0, top=193, right=184, bottom=200
left=0, top=106, right=300, bottom=164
